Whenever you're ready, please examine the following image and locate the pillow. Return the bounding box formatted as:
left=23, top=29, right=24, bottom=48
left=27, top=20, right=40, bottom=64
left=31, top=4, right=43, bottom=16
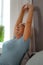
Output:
left=26, top=51, right=43, bottom=65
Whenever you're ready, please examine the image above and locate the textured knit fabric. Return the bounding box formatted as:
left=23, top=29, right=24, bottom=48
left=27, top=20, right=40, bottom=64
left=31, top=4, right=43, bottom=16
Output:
left=26, top=51, right=43, bottom=65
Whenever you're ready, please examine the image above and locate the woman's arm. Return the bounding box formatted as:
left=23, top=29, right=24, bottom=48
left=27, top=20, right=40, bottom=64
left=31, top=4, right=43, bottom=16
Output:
left=23, top=5, right=34, bottom=41
left=15, top=5, right=28, bottom=26
left=15, top=10, right=24, bottom=26
left=13, top=5, right=27, bottom=35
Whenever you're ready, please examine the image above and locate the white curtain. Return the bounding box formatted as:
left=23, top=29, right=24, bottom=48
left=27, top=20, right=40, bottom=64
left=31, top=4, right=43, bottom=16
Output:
left=0, top=0, right=3, bottom=25
left=0, top=0, right=10, bottom=41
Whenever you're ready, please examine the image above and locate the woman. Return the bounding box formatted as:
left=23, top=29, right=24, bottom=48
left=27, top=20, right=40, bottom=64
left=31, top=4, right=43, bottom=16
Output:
left=14, top=4, right=34, bottom=41
left=0, top=4, right=34, bottom=65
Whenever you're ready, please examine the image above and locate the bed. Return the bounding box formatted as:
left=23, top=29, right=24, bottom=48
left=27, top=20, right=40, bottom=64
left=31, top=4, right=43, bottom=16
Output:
left=26, top=51, right=43, bottom=65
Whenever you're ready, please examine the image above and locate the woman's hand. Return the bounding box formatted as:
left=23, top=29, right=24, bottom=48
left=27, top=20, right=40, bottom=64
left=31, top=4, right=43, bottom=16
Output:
left=21, top=5, right=28, bottom=13
left=21, top=4, right=34, bottom=13
left=27, top=4, right=34, bottom=10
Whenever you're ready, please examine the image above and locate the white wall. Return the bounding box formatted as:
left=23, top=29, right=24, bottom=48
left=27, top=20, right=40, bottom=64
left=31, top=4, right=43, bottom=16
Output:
left=10, top=0, right=18, bottom=38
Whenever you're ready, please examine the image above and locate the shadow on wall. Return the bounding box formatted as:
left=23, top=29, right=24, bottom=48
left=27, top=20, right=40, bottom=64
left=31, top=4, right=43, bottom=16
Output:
left=34, top=6, right=43, bottom=51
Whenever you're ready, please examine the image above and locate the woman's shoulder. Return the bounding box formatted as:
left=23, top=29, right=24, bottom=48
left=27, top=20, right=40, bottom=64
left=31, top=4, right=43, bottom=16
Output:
left=18, top=36, right=31, bottom=44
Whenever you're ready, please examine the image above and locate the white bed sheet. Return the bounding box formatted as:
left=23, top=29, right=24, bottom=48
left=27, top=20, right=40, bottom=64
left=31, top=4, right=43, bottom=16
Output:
left=26, top=51, right=43, bottom=65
